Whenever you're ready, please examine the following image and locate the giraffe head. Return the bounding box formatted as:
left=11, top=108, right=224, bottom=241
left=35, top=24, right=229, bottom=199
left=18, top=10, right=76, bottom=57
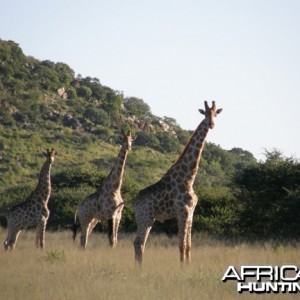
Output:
left=123, top=132, right=135, bottom=151
left=199, top=101, right=223, bottom=129
left=44, top=148, right=58, bottom=164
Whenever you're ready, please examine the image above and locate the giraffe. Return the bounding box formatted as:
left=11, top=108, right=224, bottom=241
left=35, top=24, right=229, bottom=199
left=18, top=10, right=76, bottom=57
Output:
left=1, top=149, right=57, bottom=250
left=133, top=101, right=222, bottom=264
left=73, top=132, right=134, bottom=249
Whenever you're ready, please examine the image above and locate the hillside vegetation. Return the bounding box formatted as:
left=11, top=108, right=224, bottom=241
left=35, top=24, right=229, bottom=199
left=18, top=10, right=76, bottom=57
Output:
left=0, top=39, right=299, bottom=239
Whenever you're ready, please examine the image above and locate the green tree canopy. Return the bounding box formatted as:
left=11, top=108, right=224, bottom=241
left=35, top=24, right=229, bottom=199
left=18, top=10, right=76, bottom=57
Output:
left=124, top=97, right=151, bottom=117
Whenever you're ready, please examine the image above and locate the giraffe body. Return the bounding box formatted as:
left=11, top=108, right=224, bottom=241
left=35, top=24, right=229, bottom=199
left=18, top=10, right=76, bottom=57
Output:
left=74, top=133, right=134, bottom=249
left=133, top=101, right=222, bottom=263
left=1, top=149, right=57, bottom=250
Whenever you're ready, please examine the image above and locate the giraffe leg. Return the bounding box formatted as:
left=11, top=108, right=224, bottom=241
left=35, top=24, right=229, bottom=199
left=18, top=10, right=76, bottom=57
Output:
left=4, top=234, right=9, bottom=251
left=109, top=218, right=116, bottom=248
left=113, top=213, right=122, bottom=248
left=35, top=226, right=39, bottom=248
left=36, top=221, right=47, bottom=249
left=88, top=218, right=98, bottom=236
left=3, top=240, right=8, bottom=251
left=107, top=218, right=113, bottom=246
left=110, top=208, right=123, bottom=248
left=79, top=217, right=98, bottom=249
left=79, top=222, right=89, bottom=249
left=185, top=219, right=193, bottom=263
left=178, top=216, right=189, bottom=263
left=133, top=223, right=153, bottom=264
left=178, top=209, right=194, bottom=264
left=4, top=228, right=21, bottom=251
left=11, top=230, right=21, bottom=250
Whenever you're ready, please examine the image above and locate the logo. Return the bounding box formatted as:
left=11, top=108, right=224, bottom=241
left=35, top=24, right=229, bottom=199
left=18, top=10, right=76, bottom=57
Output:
left=222, top=266, right=300, bottom=293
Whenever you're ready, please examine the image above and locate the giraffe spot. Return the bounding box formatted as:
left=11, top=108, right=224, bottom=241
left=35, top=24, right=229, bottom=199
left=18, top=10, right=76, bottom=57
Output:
left=165, top=183, right=172, bottom=190
left=194, top=148, right=199, bottom=157
left=178, top=185, right=186, bottom=194
left=179, top=171, right=185, bottom=178
left=164, top=176, right=171, bottom=184
left=176, top=175, right=182, bottom=183
left=180, top=164, right=188, bottom=173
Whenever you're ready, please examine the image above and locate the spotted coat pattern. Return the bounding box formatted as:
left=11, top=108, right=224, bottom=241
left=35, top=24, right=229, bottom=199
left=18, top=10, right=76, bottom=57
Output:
left=133, top=101, right=223, bottom=263
left=75, top=133, right=134, bottom=248
left=1, top=149, right=57, bottom=250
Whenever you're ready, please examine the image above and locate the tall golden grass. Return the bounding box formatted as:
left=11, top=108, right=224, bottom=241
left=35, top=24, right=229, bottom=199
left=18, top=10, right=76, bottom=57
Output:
left=0, top=229, right=299, bottom=300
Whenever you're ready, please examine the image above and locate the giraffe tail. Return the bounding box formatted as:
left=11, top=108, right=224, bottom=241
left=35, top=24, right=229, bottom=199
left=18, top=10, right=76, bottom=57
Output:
left=0, top=211, right=8, bottom=230
left=115, top=201, right=126, bottom=210
left=0, top=211, right=8, bottom=219
left=72, top=209, right=79, bottom=242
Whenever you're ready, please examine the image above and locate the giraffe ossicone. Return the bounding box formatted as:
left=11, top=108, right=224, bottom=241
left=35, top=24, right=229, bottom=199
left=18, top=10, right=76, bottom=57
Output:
left=73, top=132, right=134, bottom=249
left=1, top=148, right=57, bottom=250
left=133, top=101, right=222, bottom=264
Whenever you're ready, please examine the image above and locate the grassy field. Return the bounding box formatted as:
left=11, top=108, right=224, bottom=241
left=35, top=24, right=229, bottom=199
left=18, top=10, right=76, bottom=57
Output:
left=0, top=230, right=299, bottom=300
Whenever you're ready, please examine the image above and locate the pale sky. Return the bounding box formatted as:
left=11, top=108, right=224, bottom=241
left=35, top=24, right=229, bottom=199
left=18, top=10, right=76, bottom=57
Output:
left=1, top=0, right=299, bottom=160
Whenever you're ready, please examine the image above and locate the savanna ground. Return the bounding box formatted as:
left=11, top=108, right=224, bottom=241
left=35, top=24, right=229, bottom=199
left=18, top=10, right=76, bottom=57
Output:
left=0, top=230, right=299, bottom=300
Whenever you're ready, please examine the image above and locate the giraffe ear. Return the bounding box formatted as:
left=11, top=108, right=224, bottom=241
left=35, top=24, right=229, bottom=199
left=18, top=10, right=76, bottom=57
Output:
left=216, top=108, right=223, bottom=114
left=199, top=109, right=205, bottom=115
left=44, top=149, right=49, bottom=157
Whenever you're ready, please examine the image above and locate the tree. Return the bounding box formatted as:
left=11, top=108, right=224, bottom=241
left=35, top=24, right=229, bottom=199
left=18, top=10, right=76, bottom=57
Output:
left=102, top=90, right=123, bottom=125
left=233, top=151, right=300, bottom=238
left=83, top=107, right=110, bottom=126
left=264, top=148, right=284, bottom=164
left=67, top=86, right=77, bottom=99
left=135, top=132, right=160, bottom=148
left=124, top=97, right=151, bottom=117
left=76, top=86, right=93, bottom=99
left=54, top=62, right=75, bottom=86
left=156, top=132, right=181, bottom=153
left=35, top=64, right=60, bottom=90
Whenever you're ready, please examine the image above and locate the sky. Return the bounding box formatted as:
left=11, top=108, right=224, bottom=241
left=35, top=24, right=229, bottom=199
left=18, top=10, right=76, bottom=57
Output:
left=1, top=0, right=299, bottom=161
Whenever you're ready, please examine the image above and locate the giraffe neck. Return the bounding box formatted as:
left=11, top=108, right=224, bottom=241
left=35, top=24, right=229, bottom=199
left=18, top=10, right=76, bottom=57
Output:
left=164, top=117, right=210, bottom=187
left=33, top=160, right=52, bottom=202
left=100, top=144, right=128, bottom=193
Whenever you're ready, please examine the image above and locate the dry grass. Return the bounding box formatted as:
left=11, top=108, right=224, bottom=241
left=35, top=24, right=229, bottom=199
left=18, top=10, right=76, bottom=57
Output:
left=0, top=229, right=299, bottom=300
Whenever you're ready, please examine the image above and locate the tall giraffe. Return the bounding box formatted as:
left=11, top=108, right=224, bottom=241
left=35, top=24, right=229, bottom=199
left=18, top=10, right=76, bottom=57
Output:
left=133, top=101, right=222, bottom=263
left=1, top=149, right=57, bottom=250
left=73, top=132, right=134, bottom=249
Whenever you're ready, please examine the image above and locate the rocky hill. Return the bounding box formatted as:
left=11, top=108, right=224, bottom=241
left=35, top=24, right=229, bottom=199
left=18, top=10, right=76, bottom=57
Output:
left=0, top=38, right=257, bottom=231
